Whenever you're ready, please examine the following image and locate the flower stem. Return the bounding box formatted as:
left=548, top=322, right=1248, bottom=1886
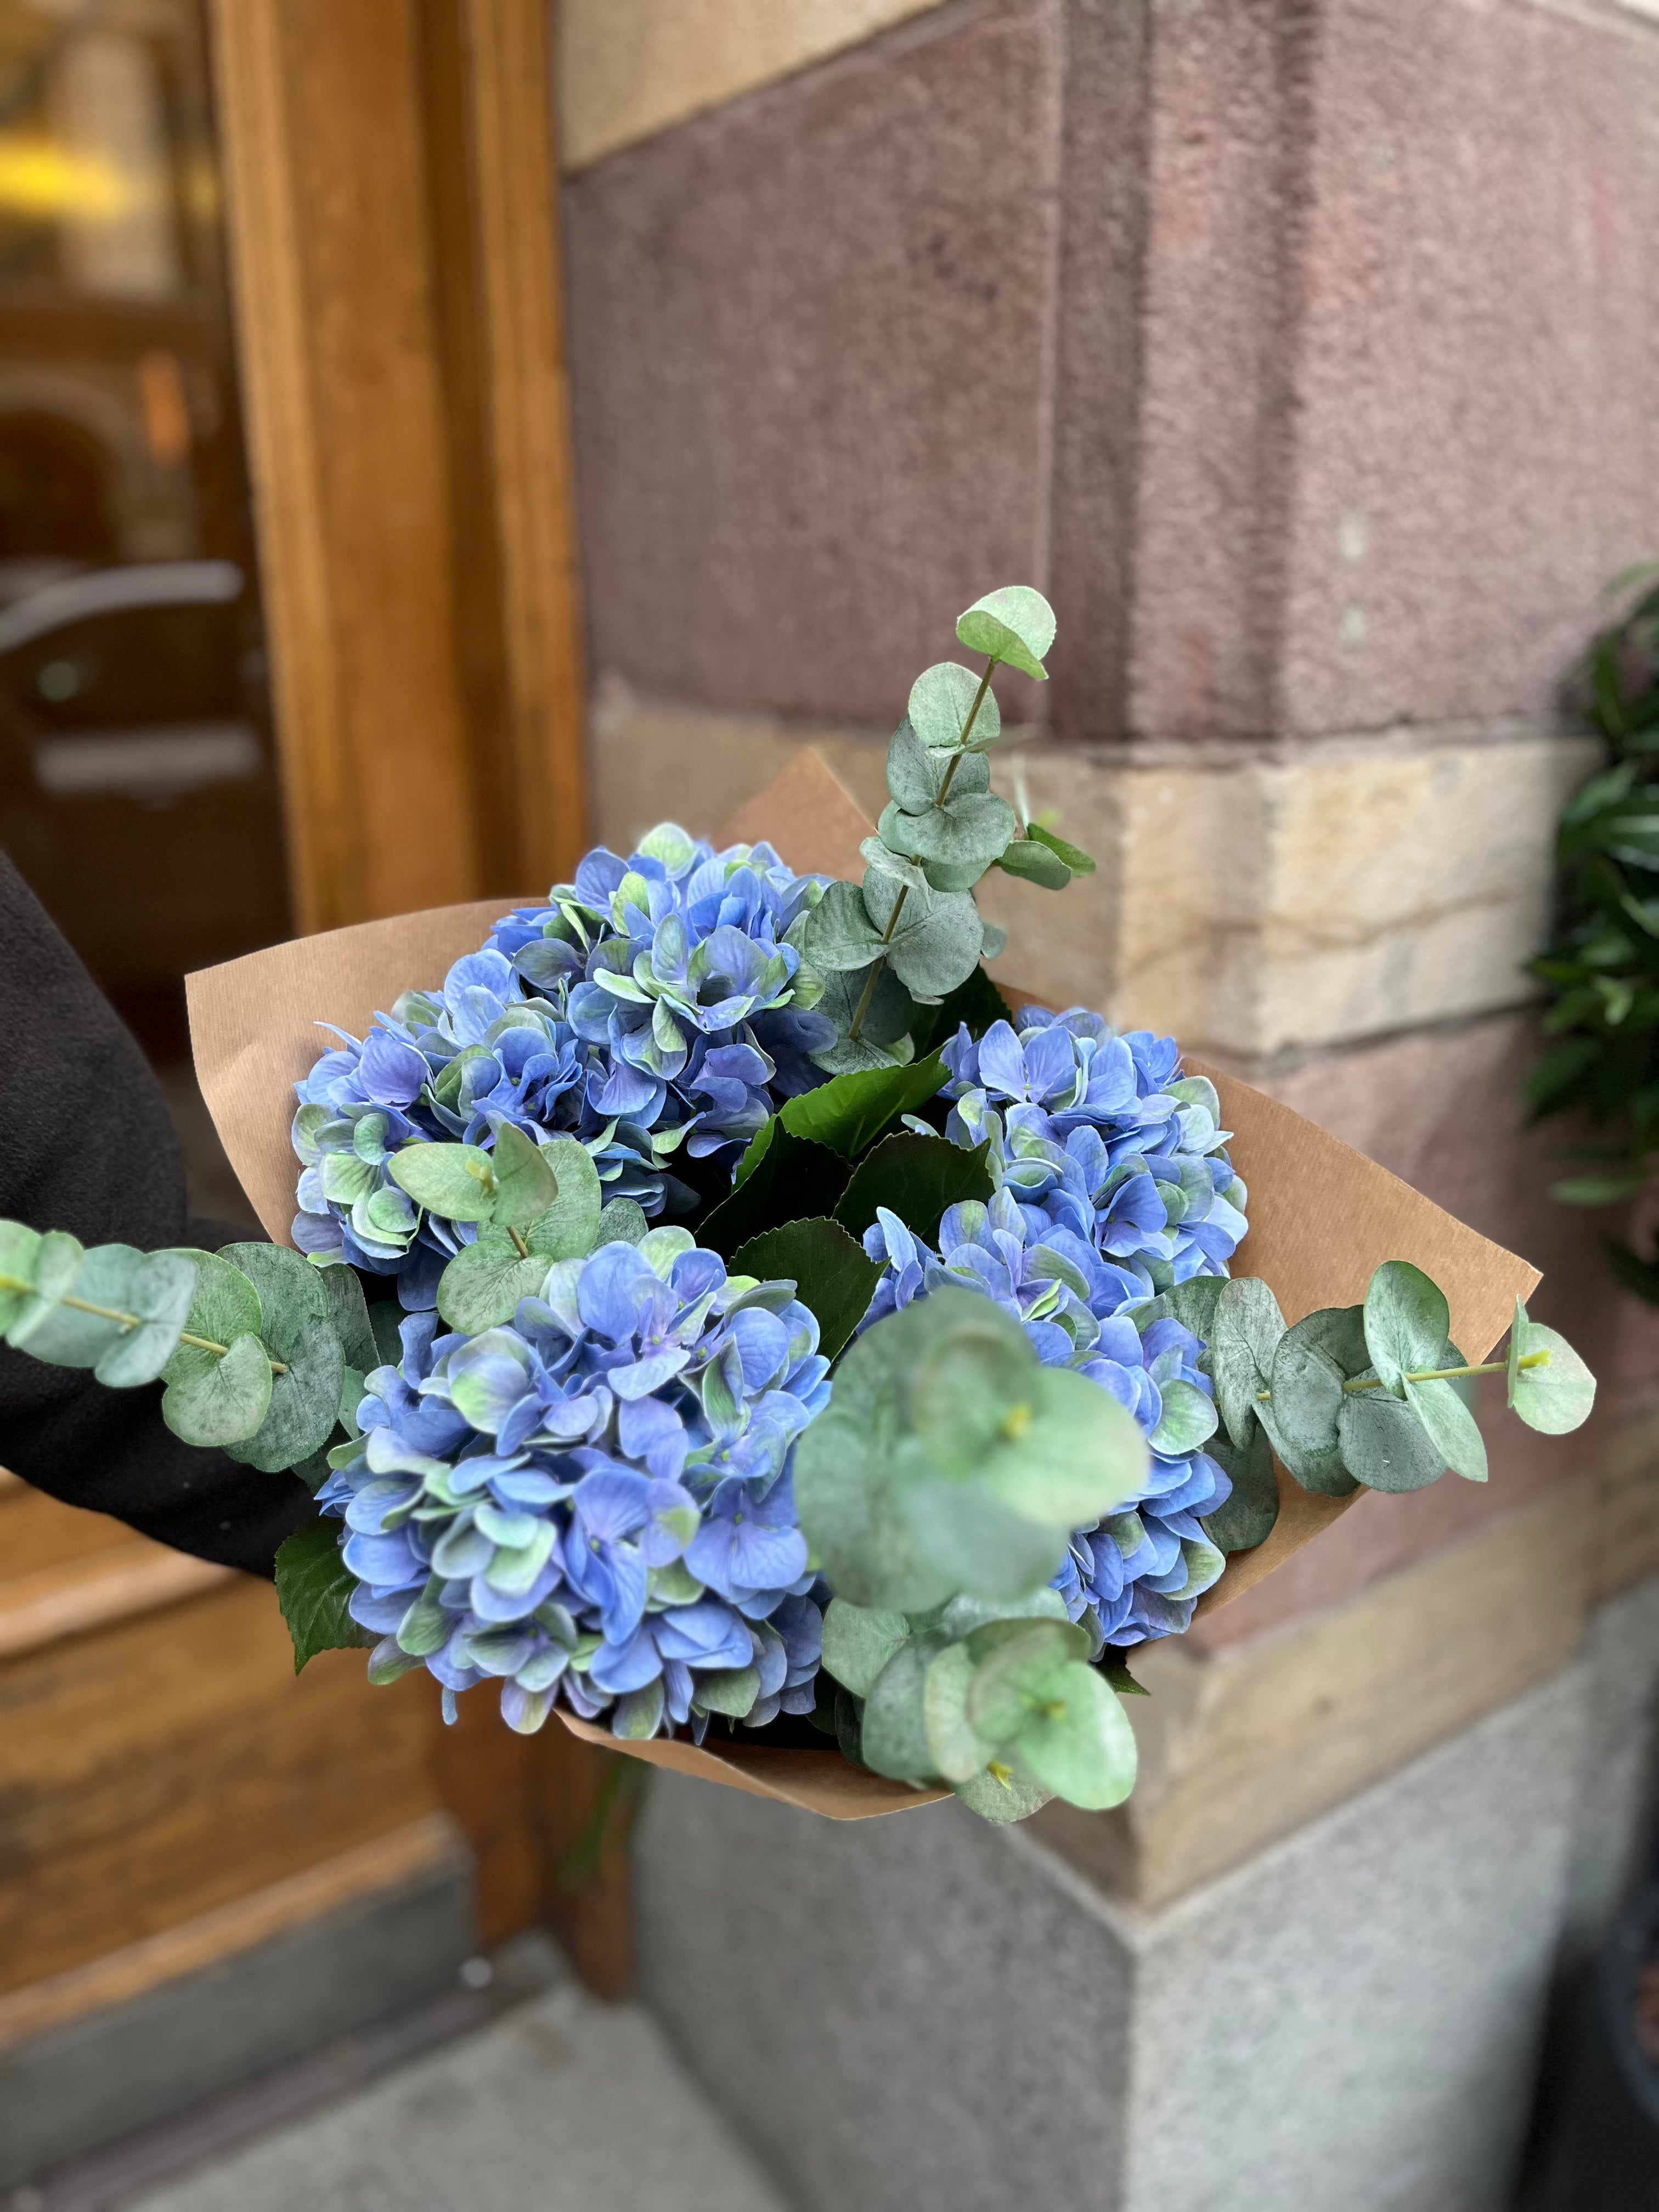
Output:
left=1254, top=1348, right=1550, bottom=1404
left=848, top=659, right=996, bottom=1042
left=506, top=1226, right=529, bottom=1259
left=0, top=1273, right=288, bottom=1374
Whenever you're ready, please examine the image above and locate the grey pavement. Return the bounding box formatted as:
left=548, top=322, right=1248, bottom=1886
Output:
left=119, top=1978, right=790, bottom=2212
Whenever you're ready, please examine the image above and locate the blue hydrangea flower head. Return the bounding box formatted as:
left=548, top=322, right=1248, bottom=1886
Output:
left=291, top=829, right=835, bottom=1298
left=318, top=1230, right=830, bottom=1738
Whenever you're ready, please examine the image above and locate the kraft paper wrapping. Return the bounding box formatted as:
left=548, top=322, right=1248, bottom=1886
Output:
left=187, top=749, right=1539, bottom=1820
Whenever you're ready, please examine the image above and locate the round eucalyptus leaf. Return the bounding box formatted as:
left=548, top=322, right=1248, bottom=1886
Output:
left=936, top=1586, right=1071, bottom=1641
left=225, top=1314, right=346, bottom=1473
left=900, top=1474, right=1066, bottom=1604
left=1201, top=1419, right=1279, bottom=1553
left=1012, top=1661, right=1137, bottom=1810
left=489, top=1122, right=559, bottom=1229
left=880, top=792, right=1016, bottom=873
left=995, top=838, right=1072, bottom=891
left=18, top=1240, right=138, bottom=1368
left=907, top=1310, right=1039, bottom=1474
left=1362, top=1260, right=1451, bottom=1397
left=802, top=879, right=886, bottom=974
left=956, top=586, right=1055, bottom=682
left=886, top=720, right=937, bottom=812
left=5, top=1228, right=84, bottom=1351
left=881, top=889, right=986, bottom=998
left=821, top=1598, right=912, bottom=1699
left=387, top=1142, right=498, bottom=1223
left=162, top=1328, right=273, bottom=1447
left=1258, top=1398, right=1358, bottom=1497
left=1404, top=1374, right=1488, bottom=1481
left=527, top=1136, right=603, bottom=1260
left=951, top=1762, right=1053, bottom=1824
left=94, top=1250, right=198, bottom=1387
left=0, top=1218, right=42, bottom=1333
left=1507, top=1308, right=1596, bottom=1434
left=218, top=1242, right=329, bottom=1353
left=1210, top=1277, right=1286, bottom=1449
left=861, top=835, right=930, bottom=896
left=910, top=661, right=1002, bottom=751
left=161, top=1248, right=264, bottom=1386
left=815, top=960, right=918, bottom=1049
left=973, top=1364, right=1150, bottom=1531
left=860, top=1633, right=946, bottom=1781
left=1267, top=1324, right=1346, bottom=1456
left=924, top=1641, right=998, bottom=1783
left=1026, top=822, right=1097, bottom=875
left=1336, top=1386, right=1446, bottom=1492
left=437, top=1235, right=552, bottom=1334
left=965, top=1618, right=1092, bottom=1742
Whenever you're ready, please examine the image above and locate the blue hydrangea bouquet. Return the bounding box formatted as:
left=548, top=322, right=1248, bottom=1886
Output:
left=1, top=589, right=1595, bottom=1826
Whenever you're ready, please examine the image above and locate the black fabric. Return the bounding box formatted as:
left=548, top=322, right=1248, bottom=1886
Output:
left=0, top=849, right=312, bottom=1576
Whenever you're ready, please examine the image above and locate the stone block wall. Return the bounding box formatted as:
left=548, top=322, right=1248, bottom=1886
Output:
left=558, top=0, right=1659, bottom=1923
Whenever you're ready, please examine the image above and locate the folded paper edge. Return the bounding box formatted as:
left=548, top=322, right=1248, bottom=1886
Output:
left=558, top=1710, right=950, bottom=1820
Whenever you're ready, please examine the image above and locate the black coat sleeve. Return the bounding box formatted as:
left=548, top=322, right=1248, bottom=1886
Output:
left=0, top=850, right=313, bottom=1576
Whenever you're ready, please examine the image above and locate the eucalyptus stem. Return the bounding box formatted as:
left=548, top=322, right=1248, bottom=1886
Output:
left=506, top=1226, right=529, bottom=1259
left=0, top=1272, right=288, bottom=1374
left=1254, top=1348, right=1549, bottom=1404
left=848, top=658, right=997, bottom=1042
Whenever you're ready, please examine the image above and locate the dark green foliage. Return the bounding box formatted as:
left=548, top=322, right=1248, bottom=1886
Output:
left=1528, top=567, right=1659, bottom=1289
left=727, top=1218, right=885, bottom=1361
left=832, top=1133, right=994, bottom=1245
left=275, top=1515, right=368, bottom=1673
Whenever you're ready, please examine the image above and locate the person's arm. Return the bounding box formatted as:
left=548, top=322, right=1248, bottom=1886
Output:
left=0, top=850, right=313, bottom=1575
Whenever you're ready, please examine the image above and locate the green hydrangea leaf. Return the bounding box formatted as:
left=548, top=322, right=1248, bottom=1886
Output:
left=909, top=661, right=1002, bottom=751
left=1336, top=1386, right=1447, bottom=1492
left=1101, top=1652, right=1149, bottom=1697
left=956, top=586, right=1055, bottom=682
left=489, top=1122, right=560, bottom=1229
left=1012, top=1660, right=1137, bottom=1810
left=1210, top=1277, right=1286, bottom=1449
left=93, top=1250, right=198, bottom=1387
left=778, top=1052, right=948, bottom=1158
left=1362, top=1260, right=1452, bottom=1398
left=1506, top=1300, right=1596, bottom=1434
left=727, top=1217, right=883, bottom=1361
left=1025, top=822, right=1097, bottom=875
left=387, top=1142, right=498, bottom=1224
left=821, top=1598, right=912, bottom=1698
left=162, top=1327, right=273, bottom=1447
left=1201, top=1418, right=1280, bottom=1553
left=833, top=1132, right=994, bottom=1246
left=995, top=837, right=1073, bottom=891
left=699, top=1125, right=853, bottom=1259
left=801, top=878, right=885, bottom=973
left=275, top=1516, right=368, bottom=1674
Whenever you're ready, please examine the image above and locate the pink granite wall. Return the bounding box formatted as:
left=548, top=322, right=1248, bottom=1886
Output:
left=562, top=0, right=1659, bottom=1634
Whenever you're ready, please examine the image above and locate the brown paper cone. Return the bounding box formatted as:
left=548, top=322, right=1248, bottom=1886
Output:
left=185, top=748, right=1537, bottom=1819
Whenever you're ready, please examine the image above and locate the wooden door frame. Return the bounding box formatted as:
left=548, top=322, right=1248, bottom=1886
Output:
left=207, top=0, right=588, bottom=933
left=205, top=0, right=622, bottom=1986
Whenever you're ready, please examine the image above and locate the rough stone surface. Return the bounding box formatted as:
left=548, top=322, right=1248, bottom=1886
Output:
left=564, top=0, right=1064, bottom=724
left=637, top=1666, right=1589, bottom=2212
left=129, top=1978, right=789, bottom=2212
left=1557, top=1575, right=1659, bottom=1973
left=1273, top=0, right=1659, bottom=738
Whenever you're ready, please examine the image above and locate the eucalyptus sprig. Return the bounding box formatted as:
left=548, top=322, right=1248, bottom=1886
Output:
left=798, top=586, right=1095, bottom=1076
left=0, top=1219, right=374, bottom=1464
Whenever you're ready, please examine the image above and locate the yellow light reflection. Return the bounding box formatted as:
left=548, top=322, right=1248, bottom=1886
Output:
left=0, top=132, right=137, bottom=219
